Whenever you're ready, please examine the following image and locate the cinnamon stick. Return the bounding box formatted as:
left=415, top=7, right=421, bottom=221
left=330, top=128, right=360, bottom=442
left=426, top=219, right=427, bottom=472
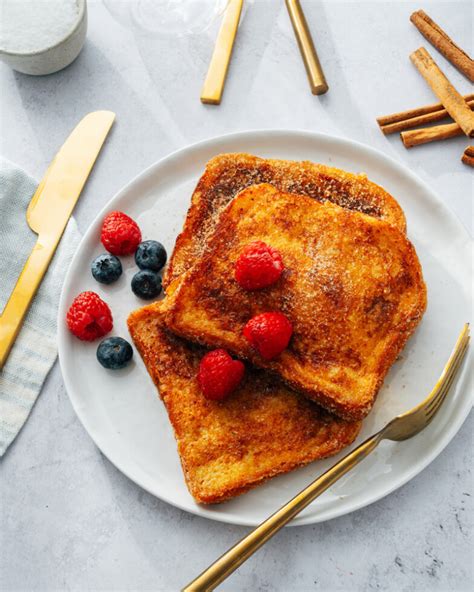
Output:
left=410, top=10, right=474, bottom=82
left=401, top=122, right=463, bottom=148
left=410, top=47, right=474, bottom=137
left=377, top=94, right=474, bottom=127
left=461, top=146, right=474, bottom=167
left=380, top=99, right=474, bottom=134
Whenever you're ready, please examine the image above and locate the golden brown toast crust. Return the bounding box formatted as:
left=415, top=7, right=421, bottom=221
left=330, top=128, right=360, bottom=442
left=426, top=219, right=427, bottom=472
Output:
left=164, top=153, right=406, bottom=289
left=164, top=185, right=427, bottom=421
left=127, top=303, right=361, bottom=504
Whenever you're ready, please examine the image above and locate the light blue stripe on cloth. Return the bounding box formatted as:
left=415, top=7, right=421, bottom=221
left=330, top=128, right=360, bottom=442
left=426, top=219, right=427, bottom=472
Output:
left=0, top=158, right=81, bottom=456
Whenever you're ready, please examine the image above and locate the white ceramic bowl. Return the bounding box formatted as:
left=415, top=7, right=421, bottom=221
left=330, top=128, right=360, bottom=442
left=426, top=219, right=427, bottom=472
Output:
left=0, top=0, right=87, bottom=76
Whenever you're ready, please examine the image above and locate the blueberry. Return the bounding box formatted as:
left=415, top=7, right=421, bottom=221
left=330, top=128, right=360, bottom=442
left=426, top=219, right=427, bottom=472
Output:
left=97, top=337, right=133, bottom=369
left=135, top=240, right=167, bottom=271
left=91, top=253, right=122, bottom=284
left=131, top=269, right=162, bottom=300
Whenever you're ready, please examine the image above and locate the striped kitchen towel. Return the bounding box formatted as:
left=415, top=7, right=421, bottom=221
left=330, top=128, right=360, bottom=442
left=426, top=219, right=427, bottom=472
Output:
left=0, top=158, right=81, bottom=456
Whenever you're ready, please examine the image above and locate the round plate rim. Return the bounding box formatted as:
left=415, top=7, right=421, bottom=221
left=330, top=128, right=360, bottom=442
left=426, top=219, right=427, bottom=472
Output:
left=58, top=129, right=473, bottom=527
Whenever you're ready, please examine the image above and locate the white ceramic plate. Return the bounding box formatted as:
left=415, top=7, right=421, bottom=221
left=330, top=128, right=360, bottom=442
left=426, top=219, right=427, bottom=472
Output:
left=58, top=130, right=472, bottom=527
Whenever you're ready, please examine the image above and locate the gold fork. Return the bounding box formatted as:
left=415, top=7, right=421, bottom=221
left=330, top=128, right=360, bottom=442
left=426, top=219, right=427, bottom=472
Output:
left=183, top=324, right=470, bottom=592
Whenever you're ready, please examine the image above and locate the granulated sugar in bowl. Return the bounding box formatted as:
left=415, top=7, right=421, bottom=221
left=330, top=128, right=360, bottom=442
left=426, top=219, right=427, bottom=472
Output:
left=0, top=0, right=87, bottom=75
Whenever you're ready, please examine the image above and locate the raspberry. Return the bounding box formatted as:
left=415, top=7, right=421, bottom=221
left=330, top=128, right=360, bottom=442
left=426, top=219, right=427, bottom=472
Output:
left=243, top=312, right=293, bottom=360
left=101, top=211, right=142, bottom=256
left=66, top=291, right=113, bottom=341
left=235, top=241, right=284, bottom=290
left=198, top=349, right=245, bottom=400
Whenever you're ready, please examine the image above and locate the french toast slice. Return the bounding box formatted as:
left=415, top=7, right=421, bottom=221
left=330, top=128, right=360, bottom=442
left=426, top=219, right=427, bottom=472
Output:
left=164, top=153, right=406, bottom=289
left=127, top=303, right=361, bottom=504
left=164, top=184, right=427, bottom=421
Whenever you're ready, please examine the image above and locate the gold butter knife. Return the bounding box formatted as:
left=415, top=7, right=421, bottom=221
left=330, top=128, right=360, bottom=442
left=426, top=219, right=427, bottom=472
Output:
left=0, top=111, right=115, bottom=370
left=201, top=0, right=244, bottom=105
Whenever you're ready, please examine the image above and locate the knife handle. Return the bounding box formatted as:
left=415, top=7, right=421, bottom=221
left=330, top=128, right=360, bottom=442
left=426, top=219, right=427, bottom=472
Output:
left=200, top=0, right=243, bottom=105
left=285, top=0, right=328, bottom=95
left=0, top=237, right=56, bottom=370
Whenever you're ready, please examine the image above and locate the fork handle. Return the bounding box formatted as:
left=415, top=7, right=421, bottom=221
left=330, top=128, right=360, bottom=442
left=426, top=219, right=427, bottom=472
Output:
left=182, top=431, right=383, bottom=591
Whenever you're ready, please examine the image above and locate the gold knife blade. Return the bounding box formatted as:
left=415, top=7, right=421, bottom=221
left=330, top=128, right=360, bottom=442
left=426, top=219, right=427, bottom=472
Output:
left=0, top=111, right=115, bottom=370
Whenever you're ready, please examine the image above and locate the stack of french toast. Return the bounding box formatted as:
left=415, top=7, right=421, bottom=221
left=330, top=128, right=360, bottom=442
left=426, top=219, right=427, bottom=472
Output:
left=127, top=153, right=427, bottom=504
